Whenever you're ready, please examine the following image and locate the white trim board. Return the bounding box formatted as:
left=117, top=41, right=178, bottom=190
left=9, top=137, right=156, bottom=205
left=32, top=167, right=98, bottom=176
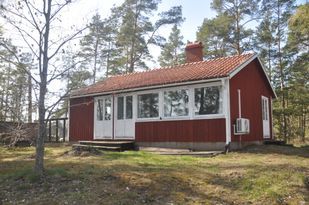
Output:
left=228, top=53, right=258, bottom=78
left=70, top=78, right=226, bottom=99
left=131, top=81, right=227, bottom=122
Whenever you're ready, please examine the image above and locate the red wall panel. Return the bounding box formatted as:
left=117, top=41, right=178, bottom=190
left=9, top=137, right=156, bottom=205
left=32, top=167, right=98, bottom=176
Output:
left=230, top=59, right=274, bottom=142
left=135, top=119, right=226, bottom=142
left=69, top=97, right=94, bottom=141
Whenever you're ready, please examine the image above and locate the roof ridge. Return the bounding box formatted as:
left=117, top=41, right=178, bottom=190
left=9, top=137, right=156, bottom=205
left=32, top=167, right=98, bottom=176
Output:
left=89, top=52, right=256, bottom=84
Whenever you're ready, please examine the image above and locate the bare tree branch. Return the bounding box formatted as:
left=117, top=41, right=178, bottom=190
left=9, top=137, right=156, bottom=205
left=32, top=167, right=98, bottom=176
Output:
left=45, top=90, right=70, bottom=120
left=48, top=26, right=88, bottom=60
left=1, top=6, right=38, bottom=30
left=47, top=58, right=87, bottom=83
left=23, top=0, right=41, bottom=32
left=3, top=17, right=40, bottom=57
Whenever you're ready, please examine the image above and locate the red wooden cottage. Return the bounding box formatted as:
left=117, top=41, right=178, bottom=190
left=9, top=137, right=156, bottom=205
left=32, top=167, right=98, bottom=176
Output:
left=69, top=42, right=276, bottom=150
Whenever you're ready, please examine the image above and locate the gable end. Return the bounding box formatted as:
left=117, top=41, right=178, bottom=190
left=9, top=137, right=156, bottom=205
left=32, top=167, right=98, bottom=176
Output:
left=229, top=55, right=276, bottom=98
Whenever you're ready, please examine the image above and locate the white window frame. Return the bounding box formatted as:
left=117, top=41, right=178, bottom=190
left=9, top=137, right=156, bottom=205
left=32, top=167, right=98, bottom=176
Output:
left=115, top=94, right=134, bottom=121
left=162, top=86, right=191, bottom=120
left=96, top=98, right=104, bottom=121
left=191, top=82, right=225, bottom=119
left=134, top=81, right=226, bottom=122
left=117, top=96, right=125, bottom=120
left=104, top=97, right=112, bottom=121
left=136, top=91, right=160, bottom=121
left=125, top=95, right=133, bottom=120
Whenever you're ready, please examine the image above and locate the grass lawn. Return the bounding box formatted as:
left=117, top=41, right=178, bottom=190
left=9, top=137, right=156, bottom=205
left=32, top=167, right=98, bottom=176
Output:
left=0, top=144, right=308, bottom=205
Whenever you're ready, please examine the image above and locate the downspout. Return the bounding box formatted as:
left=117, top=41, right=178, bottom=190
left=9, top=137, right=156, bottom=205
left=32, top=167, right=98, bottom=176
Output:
left=237, top=89, right=241, bottom=118
left=237, top=89, right=242, bottom=148
left=224, top=78, right=231, bottom=153
left=270, top=96, right=274, bottom=140
left=112, top=93, right=115, bottom=140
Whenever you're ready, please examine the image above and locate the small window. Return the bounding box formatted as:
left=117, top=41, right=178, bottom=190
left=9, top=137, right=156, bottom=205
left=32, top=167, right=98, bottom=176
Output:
left=117, top=97, right=124, bottom=120
left=104, top=98, right=111, bottom=120
left=126, top=96, right=133, bottom=119
left=97, top=99, right=103, bottom=121
left=138, top=93, right=159, bottom=118
left=194, top=86, right=222, bottom=115
left=262, top=98, right=268, bottom=120
left=164, top=89, right=189, bottom=117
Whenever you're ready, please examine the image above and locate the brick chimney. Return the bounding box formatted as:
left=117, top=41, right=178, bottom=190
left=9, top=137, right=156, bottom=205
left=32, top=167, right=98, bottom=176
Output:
left=185, top=41, right=204, bottom=63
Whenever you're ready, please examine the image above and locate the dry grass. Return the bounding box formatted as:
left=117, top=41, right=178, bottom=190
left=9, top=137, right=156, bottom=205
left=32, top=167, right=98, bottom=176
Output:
left=0, top=144, right=308, bottom=205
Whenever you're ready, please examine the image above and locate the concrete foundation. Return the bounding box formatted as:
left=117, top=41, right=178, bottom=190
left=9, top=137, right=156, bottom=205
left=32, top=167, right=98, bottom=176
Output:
left=136, top=141, right=263, bottom=151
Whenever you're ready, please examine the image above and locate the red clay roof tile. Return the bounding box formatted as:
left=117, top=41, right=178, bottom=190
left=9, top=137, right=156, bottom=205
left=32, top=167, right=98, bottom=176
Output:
left=71, top=53, right=256, bottom=97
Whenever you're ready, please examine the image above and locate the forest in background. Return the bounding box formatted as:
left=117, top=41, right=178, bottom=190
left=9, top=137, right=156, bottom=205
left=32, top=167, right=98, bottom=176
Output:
left=0, top=0, right=308, bottom=144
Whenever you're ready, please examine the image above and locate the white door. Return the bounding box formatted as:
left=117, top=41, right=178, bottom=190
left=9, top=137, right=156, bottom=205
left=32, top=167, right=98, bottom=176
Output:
left=114, top=95, right=135, bottom=139
left=261, top=96, right=270, bottom=139
left=94, top=96, right=113, bottom=139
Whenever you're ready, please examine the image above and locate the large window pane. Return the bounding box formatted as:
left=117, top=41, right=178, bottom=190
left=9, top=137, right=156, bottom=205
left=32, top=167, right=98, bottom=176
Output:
left=97, top=99, right=103, bottom=121
left=126, top=96, right=133, bottom=119
left=164, top=89, right=189, bottom=117
left=117, top=97, right=124, bottom=120
left=194, top=86, right=222, bottom=115
left=104, top=98, right=111, bottom=120
left=138, top=93, right=159, bottom=118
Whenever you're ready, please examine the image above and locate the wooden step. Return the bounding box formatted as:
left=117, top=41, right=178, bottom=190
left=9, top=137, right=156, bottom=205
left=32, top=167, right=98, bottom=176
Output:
left=78, top=140, right=135, bottom=151
left=72, top=144, right=121, bottom=152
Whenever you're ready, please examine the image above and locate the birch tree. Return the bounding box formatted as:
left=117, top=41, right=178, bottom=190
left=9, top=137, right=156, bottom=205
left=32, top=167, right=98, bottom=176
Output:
left=1, top=0, right=86, bottom=176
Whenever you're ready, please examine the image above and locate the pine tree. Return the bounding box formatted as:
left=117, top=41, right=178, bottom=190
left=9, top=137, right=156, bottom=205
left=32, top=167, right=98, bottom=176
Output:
left=211, top=0, right=260, bottom=54
left=254, top=9, right=276, bottom=83
left=260, top=0, right=295, bottom=141
left=287, top=3, right=309, bottom=50
left=0, top=29, right=29, bottom=122
left=79, top=13, right=116, bottom=83
left=158, top=25, right=184, bottom=67
left=112, top=0, right=183, bottom=73
left=196, top=14, right=233, bottom=58
left=284, top=3, right=309, bottom=142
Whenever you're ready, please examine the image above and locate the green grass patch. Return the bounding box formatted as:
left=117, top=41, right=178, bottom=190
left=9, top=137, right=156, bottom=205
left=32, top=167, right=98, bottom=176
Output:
left=0, top=144, right=308, bottom=205
left=2, top=167, right=41, bottom=183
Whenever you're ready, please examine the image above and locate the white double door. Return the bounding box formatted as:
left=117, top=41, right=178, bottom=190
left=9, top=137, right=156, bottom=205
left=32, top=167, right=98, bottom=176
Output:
left=94, top=95, right=135, bottom=140
left=114, top=95, right=135, bottom=139
left=94, top=96, right=113, bottom=139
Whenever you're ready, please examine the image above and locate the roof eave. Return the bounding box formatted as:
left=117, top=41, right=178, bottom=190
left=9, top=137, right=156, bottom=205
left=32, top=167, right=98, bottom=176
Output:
left=70, top=77, right=228, bottom=99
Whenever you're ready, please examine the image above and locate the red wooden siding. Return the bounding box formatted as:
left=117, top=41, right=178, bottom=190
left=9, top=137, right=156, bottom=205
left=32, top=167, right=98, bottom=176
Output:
left=69, top=97, right=94, bottom=141
left=135, top=119, right=226, bottom=142
left=230, top=59, right=274, bottom=142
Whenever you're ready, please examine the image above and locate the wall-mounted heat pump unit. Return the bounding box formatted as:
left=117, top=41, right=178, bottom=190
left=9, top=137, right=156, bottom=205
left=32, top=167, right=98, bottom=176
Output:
left=235, top=118, right=250, bottom=134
